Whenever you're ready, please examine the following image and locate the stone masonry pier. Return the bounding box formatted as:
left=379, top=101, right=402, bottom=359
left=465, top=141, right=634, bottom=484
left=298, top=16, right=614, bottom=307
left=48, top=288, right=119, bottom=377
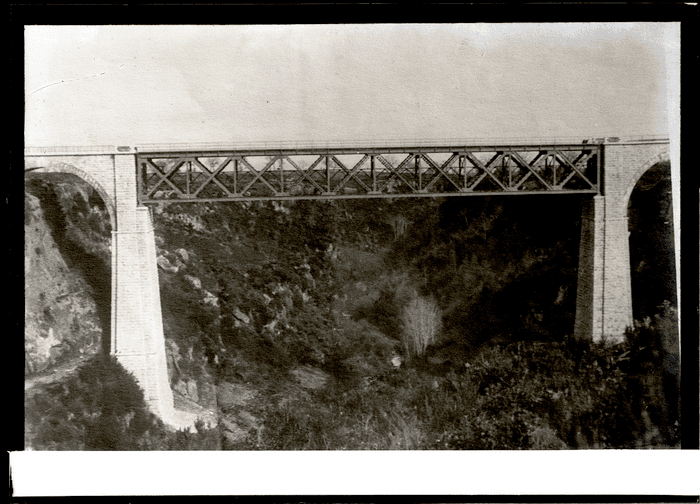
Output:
left=24, top=149, right=197, bottom=431
left=573, top=139, right=670, bottom=343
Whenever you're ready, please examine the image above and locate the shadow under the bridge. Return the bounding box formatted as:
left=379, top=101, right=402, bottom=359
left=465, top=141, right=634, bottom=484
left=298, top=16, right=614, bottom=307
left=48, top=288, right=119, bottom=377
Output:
left=25, top=174, right=113, bottom=356
left=628, top=161, right=676, bottom=321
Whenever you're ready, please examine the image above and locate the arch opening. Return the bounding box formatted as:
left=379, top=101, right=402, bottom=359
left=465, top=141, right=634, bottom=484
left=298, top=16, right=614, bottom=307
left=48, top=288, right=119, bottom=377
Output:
left=626, top=159, right=680, bottom=444
left=627, top=160, right=676, bottom=321
left=25, top=171, right=114, bottom=358
left=25, top=162, right=117, bottom=230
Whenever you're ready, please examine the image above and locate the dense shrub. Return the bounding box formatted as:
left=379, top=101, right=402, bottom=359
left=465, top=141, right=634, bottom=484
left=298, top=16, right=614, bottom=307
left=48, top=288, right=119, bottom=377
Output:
left=355, top=269, right=420, bottom=342
left=386, top=195, right=583, bottom=352
left=27, top=355, right=158, bottom=450
left=401, top=295, right=441, bottom=360
left=26, top=355, right=220, bottom=450
left=430, top=318, right=679, bottom=450
left=259, top=369, right=426, bottom=450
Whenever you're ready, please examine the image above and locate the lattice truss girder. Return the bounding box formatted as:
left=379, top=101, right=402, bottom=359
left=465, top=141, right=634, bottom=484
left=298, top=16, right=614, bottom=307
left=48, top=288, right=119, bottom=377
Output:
left=137, top=146, right=599, bottom=202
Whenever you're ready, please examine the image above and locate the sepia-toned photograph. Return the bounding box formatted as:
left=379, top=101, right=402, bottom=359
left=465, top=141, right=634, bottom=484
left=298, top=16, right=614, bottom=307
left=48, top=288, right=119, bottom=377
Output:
left=23, top=21, right=680, bottom=450
left=18, top=19, right=688, bottom=496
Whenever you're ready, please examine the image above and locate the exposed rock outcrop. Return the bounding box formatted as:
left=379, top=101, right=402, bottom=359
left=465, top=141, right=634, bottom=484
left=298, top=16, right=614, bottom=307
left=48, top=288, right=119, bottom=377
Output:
left=289, top=366, right=330, bottom=390
left=157, top=254, right=180, bottom=273
left=24, top=193, right=102, bottom=374
left=217, top=381, right=260, bottom=446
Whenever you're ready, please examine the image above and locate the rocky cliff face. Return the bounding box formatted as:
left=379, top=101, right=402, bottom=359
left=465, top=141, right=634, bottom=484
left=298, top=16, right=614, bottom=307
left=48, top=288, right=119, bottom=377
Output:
left=24, top=177, right=219, bottom=413
left=24, top=192, right=102, bottom=374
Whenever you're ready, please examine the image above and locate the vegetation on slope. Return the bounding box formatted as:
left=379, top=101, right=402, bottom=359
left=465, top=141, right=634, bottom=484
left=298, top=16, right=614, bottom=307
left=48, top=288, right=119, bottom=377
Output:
left=25, top=175, right=113, bottom=355
left=383, top=195, right=583, bottom=353
left=25, top=171, right=679, bottom=450
left=25, top=354, right=220, bottom=450
left=24, top=177, right=220, bottom=449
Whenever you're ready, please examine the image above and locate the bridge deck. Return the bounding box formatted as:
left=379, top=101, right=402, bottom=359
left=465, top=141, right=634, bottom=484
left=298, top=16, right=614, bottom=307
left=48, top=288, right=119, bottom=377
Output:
left=25, top=135, right=669, bottom=203
left=135, top=143, right=601, bottom=203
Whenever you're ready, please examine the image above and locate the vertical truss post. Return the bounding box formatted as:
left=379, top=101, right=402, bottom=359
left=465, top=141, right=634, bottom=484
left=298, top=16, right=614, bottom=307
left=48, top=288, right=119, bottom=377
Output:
left=326, top=156, right=330, bottom=193
left=506, top=154, right=512, bottom=188
left=137, top=161, right=145, bottom=204
left=233, top=158, right=238, bottom=194
left=415, top=155, right=421, bottom=191
left=279, top=158, right=284, bottom=194
left=461, top=154, right=466, bottom=190
left=597, top=147, right=602, bottom=194
left=186, top=160, right=191, bottom=196
left=499, top=154, right=505, bottom=187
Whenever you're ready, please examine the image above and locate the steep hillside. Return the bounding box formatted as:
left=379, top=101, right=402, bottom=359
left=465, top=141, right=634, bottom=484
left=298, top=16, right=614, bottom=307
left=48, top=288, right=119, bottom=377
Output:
left=24, top=173, right=680, bottom=450
left=383, top=194, right=584, bottom=355
left=24, top=176, right=222, bottom=449
left=24, top=187, right=104, bottom=375
left=149, top=198, right=401, bottom=447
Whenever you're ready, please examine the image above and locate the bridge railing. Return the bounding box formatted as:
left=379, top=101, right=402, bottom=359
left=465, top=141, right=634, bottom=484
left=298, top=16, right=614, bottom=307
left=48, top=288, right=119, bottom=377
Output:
left=134, top=134, right=668, bottom=153
left=137, top=136, right=593, bottom=153
left=24, top=133, right=669, bottom=157
left=24, top=145, right=130, bottom=156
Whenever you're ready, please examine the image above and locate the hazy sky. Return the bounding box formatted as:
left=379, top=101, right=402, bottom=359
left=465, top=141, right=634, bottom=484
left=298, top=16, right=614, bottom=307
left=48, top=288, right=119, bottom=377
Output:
left=25, top=23, right=678, bottom=147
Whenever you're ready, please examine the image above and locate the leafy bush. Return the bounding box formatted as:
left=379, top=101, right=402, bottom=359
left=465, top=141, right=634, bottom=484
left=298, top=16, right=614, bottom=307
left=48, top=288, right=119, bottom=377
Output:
left=356, top=269, right=419, bottom=342
left=428, top=319, right=680, bottom=450
left=27, top=355, right=159, bottom=450
left=259, top=370, right=427, bottom=450
left=401, top=295, right=441, bottom=360
left=386, top=195, right=583, bottom=352
left=160, top=420, right=222, bottom=450
left=622, top=305, right=680, bottom=445
left=26, top=355, right=221, bottom=450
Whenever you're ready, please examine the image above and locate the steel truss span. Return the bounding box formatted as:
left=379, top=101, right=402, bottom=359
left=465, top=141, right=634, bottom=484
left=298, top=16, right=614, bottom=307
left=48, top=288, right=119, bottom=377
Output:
left=136, top=144, right=601, bottom=203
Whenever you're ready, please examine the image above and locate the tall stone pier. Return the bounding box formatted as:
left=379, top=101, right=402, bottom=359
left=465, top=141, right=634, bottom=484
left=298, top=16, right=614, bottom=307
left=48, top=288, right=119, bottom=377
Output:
left=110, top=155, right=176, bottom=421
left=24, top=151, right=196, bottom=430
left=574, top=140, right=671, bottom=343
left=573, top=195, right=633, bottom=343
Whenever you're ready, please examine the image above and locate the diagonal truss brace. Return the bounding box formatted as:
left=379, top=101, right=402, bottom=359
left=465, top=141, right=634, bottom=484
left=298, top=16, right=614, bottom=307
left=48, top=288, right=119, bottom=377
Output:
left=283, top=156, right=327, bottom=195
left=145, top=158, right=187, bottom=198
left=330, top=155, right=371, bottom=194
left=238, top=157, right=280, bottom=195
left=508, top=151, right=554, bottom=191
left=375, top=154, right=418, bottom=192
left=191, top=157, right=234, bottom=197
left=136, top=143, right=600, bottom=202
left=463, top=152, right=508, bottom=191
left=552, top=149, right=596, bottom=189
left=420, top=153, right=462, bottom=192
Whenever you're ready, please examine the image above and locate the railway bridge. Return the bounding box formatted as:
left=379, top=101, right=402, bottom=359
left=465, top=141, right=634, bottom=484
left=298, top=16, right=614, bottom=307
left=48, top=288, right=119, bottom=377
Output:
left=24, top=135, right=672, bottom=428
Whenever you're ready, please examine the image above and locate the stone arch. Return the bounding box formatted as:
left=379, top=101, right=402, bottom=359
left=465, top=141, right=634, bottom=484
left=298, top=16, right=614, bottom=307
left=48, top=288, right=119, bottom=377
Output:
left=621, top=149, right=671, bottom=214
left=625, top=150, right=676, bottom=320
left=28, top=162, right=117, bottom=231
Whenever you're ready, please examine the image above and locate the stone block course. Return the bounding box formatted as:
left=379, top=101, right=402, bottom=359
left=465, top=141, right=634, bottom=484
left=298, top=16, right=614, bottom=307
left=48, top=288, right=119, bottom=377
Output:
left=574, top=142, right=671, bottom=342
left=25, top=153, right=188, bottom=429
